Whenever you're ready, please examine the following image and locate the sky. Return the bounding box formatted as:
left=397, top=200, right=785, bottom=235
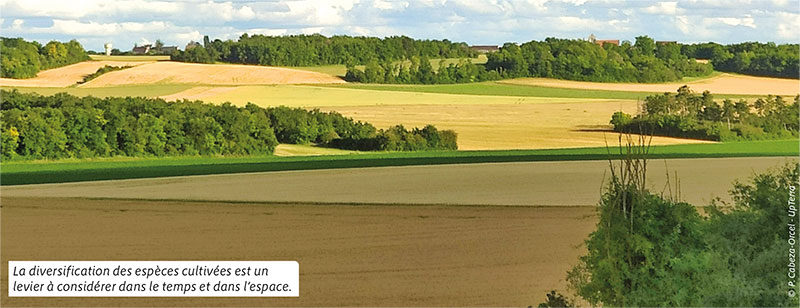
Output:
left=1, top=0, right=798, bottom=52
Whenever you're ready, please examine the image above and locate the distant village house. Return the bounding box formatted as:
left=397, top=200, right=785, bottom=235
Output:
left=470, top=45, right=499, bottom=53
left=587, top=34, right=619, bottom=46
left=131, top=43, right=179, bottom=55
left=185, top=41, right=202, bottom=50
left=132, top=44, right=151, bottom=54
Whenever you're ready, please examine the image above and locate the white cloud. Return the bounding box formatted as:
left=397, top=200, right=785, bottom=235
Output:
left=675, top=15, right=690, bottom=34
left=1, top=0, right=798, bottom=50
left=11, top=19, right=24, bottom=30
left=641, top=2, right=679, bottom=15
left=374, top=0, right=408, bottom=10
left=708, top=16, right=756, bottom=28
left=773, top=12, right=800, bottom=39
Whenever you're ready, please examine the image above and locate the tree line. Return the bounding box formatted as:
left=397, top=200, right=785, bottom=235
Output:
left=555, top=146, right=799, bottom=307
left=1, top=37, right=89, bottom=79
left=344, top=57, right=500, bottom=84
left=682, top=42, right=799, bottom=78
left=171, top=34, right=477, bottom=66
left=346, top=36, right=713, bottom=84
left=611, top=86, right=799, bottom=141
left=0, top=90, right=457, bottom=160
left=486, top=36, right=712, bottom=82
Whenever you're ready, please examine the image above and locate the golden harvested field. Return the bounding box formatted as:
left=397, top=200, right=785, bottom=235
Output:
left=0, top=197, right=596, bottom=306
left=319, top=102, right=709, bottom=150
left=5, top=157, right=793, bottom=206
left=161, top=84, right=579, bottom=106
left=501, top=73, right=800, bottom=96
left=0, top=60, right=153, bottom=87
left=81, top=62, right=345, bottom=87
left=161, top=85, right=703, bottom=150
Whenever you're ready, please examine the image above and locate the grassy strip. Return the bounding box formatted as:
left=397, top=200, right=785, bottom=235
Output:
left=2, top=140, right=796, bottom=186
left=325, top=82, right=759, bottom=100
left=1, top=84, right=194, bottom=98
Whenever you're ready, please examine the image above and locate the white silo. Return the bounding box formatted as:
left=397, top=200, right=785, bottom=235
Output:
left=104, top=43, right=113, bottom=56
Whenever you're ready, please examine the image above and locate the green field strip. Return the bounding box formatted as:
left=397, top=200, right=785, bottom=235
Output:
left=2, top=139, right=796, bottom=186
left=323, top=82, right=761, bottom=101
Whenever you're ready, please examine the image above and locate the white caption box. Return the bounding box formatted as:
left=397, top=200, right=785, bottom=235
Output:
left=8, top=261, right=299, bottom=297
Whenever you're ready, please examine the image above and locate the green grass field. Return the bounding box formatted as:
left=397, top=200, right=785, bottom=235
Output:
left=3, top=139, right=796, bottom=185
left=326, top=81, right=759, bottom=101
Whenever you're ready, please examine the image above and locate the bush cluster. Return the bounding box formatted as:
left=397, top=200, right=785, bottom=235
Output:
left=612, top=86, right=799, bottom=141
left=1, top=37, right=90, bottom=79
left=569, top=156, right=800, bottom=306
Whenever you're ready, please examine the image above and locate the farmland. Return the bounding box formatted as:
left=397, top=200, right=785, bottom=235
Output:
left=500, top=73, right=800, bottom=96
left=5, top=56, right=793, bottom=152
left=1, top=31, right=799, bottom=307
left=3, top=139, right=796, bottom=185
left=0, top=196, right=596, bottom=306
left=2, top=155, right=796, bottom=306
left=0, top=60, right=154, bottom=87
left=80, top=61, right=345, bottom=87
left=4, top=156, right=794, bottom=206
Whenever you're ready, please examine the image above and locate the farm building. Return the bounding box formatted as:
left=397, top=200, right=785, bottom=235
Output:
left=132, top=44, right=178, bottom=55
left=159, top=46, right=178, bottom=53
left=587, top=34, right=620, bottom=46
left=132, top=44, right=151, bottom=54
left=185, top=41, right=202, bottom=50
left=470, top=45, right=499, bottom=53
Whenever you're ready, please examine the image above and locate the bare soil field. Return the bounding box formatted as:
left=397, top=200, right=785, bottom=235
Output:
left=501, top=73, right=799, bottom=96
left=0, top=197, right=595, bottom=306
left=4, top=157, right=794, bottom=207
left=318, top=102, right=710, bottom=150
left=0, top=61, right=153, bottom=87
left=81, top=62, right=345, bottom=87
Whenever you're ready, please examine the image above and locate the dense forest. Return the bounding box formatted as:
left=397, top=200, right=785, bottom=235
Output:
left=559, top=148, right=799, bottom=307
left=0, top=90, right=456, bottom=160
left=0, top=37, right=89, bottom=79
left=682, top=42, right=799, bottom=78
left=346, top=36, right=713, bottom=84
left=611, top=86, right=799, bottom=141
left=171, top=34, right=477, bottom=66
